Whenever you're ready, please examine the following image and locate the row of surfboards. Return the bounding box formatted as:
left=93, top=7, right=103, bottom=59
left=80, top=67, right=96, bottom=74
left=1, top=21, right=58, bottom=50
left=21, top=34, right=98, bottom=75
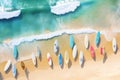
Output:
left=3, top=45, right=19, bottom=78
left=3, top=31, right=118, bottom=78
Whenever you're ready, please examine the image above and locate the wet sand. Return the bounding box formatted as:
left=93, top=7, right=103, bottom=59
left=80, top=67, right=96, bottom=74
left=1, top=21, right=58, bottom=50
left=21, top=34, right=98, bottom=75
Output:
left=0, top=33, right=120, bottom=80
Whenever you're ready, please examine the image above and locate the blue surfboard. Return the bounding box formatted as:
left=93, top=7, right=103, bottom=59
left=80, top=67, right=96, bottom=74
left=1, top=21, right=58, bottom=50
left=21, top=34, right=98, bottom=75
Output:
left=70, top=35, right=75, bottom=49
left=13, top=45, right=18, bottom=60
left=12, top=64, right=17, bottom=78
left=58, top=53, right=63, bottom=67
left=95, top=31, right=100, bottom=47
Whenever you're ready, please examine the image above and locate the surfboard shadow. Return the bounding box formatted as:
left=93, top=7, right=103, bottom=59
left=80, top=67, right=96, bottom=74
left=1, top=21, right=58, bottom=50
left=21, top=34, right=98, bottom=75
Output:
left=81, top=56, right=85, bottom=68
left=103, top=52, right=107, bottom=63
left=25, top=68, right=29, bottom=80
left=93, top=53, right=96, bottom=61
left=38, top=53, right=42, bottom=62
left=0, top=72, right=3, bottom=80
left=35, top=59, right=38, bottom=68
left=50, top=59, right=54, bottom=69
left=71, top=43, right=75, bottom=50
left=60, top=57, right=64, bottom=69
left=55, top=46, right=59, bottom=56
left=68, top=59, right=72, bottom=69
left=114, top=44, right=118, bottom=54
left=14, top=69, right=18, bottom=80
left=5, top=64, right=12, bottom=74
left=87, top=40, right=90, bottom=50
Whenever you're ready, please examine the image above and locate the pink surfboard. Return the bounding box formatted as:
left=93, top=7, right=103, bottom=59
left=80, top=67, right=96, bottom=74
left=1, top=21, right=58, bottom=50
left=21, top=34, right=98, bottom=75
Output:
left=100, top=47, right=105, bottom=55
left=90, top=46, right=95, bottom=59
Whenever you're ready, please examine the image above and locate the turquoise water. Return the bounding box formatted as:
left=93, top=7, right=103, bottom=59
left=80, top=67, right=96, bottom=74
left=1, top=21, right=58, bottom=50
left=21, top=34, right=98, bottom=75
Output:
left=0, top=0, right=119, bottom=42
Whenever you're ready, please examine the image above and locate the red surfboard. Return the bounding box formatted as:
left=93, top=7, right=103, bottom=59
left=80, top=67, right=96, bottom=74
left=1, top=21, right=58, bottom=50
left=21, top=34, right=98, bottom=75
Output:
left=100, top=47, right=105, bottom=55
left=90, top=46, right=95, bottom=59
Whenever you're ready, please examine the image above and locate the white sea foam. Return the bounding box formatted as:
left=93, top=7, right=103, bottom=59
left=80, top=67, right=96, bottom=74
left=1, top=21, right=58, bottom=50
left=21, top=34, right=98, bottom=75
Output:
left=0, top=10, right=21, bottom=19
left=50, top=0, right=80, bottom=15
left=5, top=28, right=97, bottom=47
left=101, top=30, right=120, bottom=41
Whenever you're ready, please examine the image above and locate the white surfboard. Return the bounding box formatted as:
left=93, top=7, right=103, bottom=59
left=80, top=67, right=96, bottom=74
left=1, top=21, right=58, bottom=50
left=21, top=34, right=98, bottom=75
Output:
left=79, top=51, right=84, bottom=66
left=12, top=64, right=17, bottom=78
left=84, top=35, right=89, bottom=49
left=112, top=38, right=117, bottom=53
left=54, top=39, right=59, bottom=54
left=72, top=45, right=77, bottom=60
left=4, top=60, right=11, bottom=72
left=47, top=53, right=52, bottom=66
left=64, top=51, right=69, bottom=65
left=32, top=53, right=37, bottom=66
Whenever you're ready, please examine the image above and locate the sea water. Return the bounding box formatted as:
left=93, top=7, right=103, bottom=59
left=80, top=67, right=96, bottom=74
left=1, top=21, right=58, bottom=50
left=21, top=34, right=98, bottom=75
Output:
left=0, top=0, right=119, bottom=43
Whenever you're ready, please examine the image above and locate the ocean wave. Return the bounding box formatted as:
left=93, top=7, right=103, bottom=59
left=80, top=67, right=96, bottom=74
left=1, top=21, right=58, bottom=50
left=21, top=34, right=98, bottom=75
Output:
left=49, top=0, right=95, bottom=15
left=50, top=0, right=80, bottom=15
left=4, top=28, right=97, bottom=48
left=0, top=10, right=21, bottom=19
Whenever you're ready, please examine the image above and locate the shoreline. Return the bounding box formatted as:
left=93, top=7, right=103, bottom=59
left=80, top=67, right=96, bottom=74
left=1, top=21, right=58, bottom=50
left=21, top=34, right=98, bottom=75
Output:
left=3, top=28, right=97, bottom=47
left=0, top=30, right=120, bottom=63
left=3, top=28, right=120, bottom=48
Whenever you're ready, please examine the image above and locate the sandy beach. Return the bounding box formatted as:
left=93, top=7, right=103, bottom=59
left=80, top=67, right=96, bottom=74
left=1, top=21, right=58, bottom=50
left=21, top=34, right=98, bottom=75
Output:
left=0, top=32, right=120, bottom=80
left=0, top=0, right=120, bottom=80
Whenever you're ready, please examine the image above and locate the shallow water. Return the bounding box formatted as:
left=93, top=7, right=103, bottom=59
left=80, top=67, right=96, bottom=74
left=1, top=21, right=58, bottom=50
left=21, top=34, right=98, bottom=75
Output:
left=0, top=0, right=119, bottom=42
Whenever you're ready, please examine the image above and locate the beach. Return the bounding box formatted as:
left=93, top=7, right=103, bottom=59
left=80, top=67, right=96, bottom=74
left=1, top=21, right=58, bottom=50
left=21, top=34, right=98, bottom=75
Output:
left=0, top=0, right=120, bottom=80
left=0, top=32, right=120, bottom=80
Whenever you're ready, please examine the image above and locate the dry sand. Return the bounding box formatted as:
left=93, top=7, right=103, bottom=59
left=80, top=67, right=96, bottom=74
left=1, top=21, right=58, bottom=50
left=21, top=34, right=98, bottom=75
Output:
left=0, top=33, right=120, bottom=80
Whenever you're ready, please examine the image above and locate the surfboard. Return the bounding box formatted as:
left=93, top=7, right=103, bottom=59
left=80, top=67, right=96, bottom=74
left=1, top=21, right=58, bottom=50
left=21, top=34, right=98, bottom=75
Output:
left=70, top=35, right=75, bottom=49
left=95, top=31, right=100, bottom=47
left=90, top=46, right=95, bottom=59
left=112, top=38, right=117, bottom=53
left=84, top=35, right=89, bottom=49
left=79, top=51, right=84, bottom=66
left=12, top=64, right=17, bottom=78
left=47, top=53, right=52, bottom=66
left=72, top=45, right=77, bottom=60
left=13, top=45, right=18, bottom=60
left=100, top=47, right=105, bottom=55
left=32, top=53, right=37, bottom=66
left=21, top=61, right=25, bottom=70
left=54, top=39, right=59, bottom=54
left=58, top=53, right=63, bottom=67
left=4, top=60, right=11, bottom=72
left=64, top=51, right=69, bottom=65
